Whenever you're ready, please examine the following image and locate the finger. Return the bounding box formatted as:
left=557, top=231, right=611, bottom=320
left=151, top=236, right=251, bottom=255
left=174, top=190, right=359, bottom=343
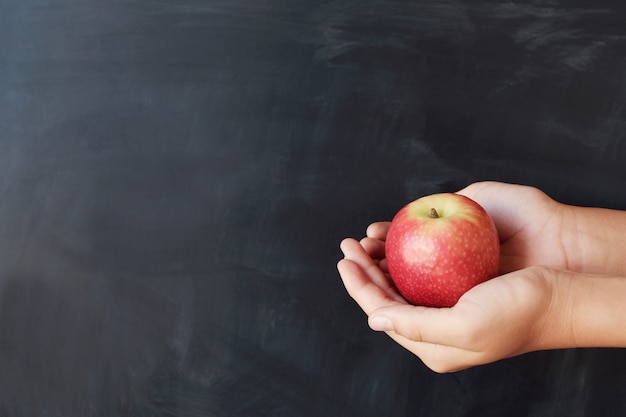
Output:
left=369, top=317, right=486, bottom=373
left=366, top=222, right=391, bottom=241
left=340, top=238, right=403, bottom=301
left=379, top=258, right=389, bottom=274
left=367, top=304, right=467, bottom=348
left=337, top=259, right=404, bottom=314
left=359, top=237, right=386, bottom=260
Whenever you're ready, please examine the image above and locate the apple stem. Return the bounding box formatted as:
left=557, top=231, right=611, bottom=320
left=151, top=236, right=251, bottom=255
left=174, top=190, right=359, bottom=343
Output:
left=428, top=208, right=440, bottom=219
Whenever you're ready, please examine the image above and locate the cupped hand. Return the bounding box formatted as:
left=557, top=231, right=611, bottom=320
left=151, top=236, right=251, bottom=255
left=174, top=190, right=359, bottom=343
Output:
left=338, top=238, right=563, bottom=373
left=457, top=182, right=577, bottom=273
left=364, top=182, right=577, bottom=275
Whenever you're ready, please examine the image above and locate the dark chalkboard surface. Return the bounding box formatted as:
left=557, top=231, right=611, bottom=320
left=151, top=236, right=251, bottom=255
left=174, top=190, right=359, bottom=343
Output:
left=3, top=1, right=626, bottom=416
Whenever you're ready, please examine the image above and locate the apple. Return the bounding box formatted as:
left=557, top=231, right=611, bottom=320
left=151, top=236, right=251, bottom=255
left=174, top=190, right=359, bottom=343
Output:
left=385, top=193, right=500, bottom=308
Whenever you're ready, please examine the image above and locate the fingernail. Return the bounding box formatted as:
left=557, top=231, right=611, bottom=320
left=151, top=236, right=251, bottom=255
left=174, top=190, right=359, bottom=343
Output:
left=369, top=316, right=395, bottom=332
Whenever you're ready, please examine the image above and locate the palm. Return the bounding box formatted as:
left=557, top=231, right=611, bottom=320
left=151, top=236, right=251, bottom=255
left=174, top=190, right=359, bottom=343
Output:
left=457, top=182, right=571, bottom=273
left=496, top=214, right=566, bottom=273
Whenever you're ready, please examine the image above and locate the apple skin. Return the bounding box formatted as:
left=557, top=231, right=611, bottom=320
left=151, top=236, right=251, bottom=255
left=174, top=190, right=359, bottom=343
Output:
left=385, top=193, right=500, bottom=308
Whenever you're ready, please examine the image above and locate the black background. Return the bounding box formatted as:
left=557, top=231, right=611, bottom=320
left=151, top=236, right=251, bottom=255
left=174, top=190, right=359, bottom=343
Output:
left=2, top=1, right=626, bottom=416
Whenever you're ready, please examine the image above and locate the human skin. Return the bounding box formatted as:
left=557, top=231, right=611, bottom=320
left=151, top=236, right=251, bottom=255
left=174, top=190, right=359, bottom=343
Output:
left=337, top=182, right=626, bottom=373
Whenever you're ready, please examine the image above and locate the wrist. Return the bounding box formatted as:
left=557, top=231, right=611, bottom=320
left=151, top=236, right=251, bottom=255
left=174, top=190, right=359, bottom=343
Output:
left=539, top=269, right=626, bottom=350
left=562, top=205, right=626, bottom=276
left=523, top=267, right=576, bottom=353
left=567, top=271, right=626, bottom=348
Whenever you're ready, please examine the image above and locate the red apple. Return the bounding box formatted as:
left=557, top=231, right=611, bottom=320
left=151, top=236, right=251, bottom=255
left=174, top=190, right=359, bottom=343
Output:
left=385, top=193, right=500, bottom=308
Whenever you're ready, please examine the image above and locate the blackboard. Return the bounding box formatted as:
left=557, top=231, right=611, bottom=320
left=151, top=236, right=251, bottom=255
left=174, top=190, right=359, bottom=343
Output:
left=2, top=1, right=626, bottom=416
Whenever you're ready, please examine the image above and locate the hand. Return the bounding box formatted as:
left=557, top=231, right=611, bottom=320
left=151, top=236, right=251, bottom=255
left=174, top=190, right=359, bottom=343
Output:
left=338, top=238, right=563, bottom=373
left=457, top=182, right=575, bottom=274
left=360, top=182, right=573, bottom=278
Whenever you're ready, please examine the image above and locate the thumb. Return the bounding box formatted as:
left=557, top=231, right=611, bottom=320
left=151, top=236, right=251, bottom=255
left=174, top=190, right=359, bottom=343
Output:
left=368, top=304, right=461, bottom=346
